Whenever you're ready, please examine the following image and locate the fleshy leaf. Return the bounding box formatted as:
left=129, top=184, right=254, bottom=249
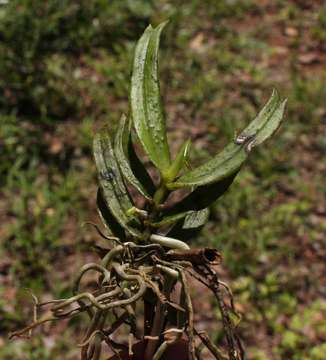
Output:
left=148, top=203, right=209, bottom=229
left=96, top=188, right=126, bottom=240
left=165, top=171, right=238, bottom=214
left=164, top=139, right=191, bottom=182
left=128, top=139, right=156, bottom=197
left=167, top=142, right=246, bottom=189
left=235, top=88, right=280, bottom=142
left=114, top=114, right=153, bottom=199
left=148, top=211, right=192, bottom=228
left=183, top=208, right=210, bottom=229
left=167, top=91, right=286, bottom=189
left=130, top=21, right=171, bottom=174
left=254, top=99, right=287, bottom=145
left=166, top=208, right=210, bottom=242
left=93, top=132, right=142, bottom=239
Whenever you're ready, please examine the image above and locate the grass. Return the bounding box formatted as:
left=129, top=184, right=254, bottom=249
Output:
left=0, top=1, right=325, bottom=359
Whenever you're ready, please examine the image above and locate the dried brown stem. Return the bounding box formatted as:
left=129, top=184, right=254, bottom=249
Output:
left=196, top=265, right=243, bottom=360
left=194, top=328, right=228, bottom=360
left=167, top=248, right=222, bottom=266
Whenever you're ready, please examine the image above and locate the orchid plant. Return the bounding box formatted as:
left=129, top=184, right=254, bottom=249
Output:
left=11, top=21, right=286, bottom=360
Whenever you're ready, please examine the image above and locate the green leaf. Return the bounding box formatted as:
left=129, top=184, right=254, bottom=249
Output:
left=164, top=139, right=191, bottom=182
left=167, top=91, right=286, bottom=189
left=235, top=88, right=280, bottom=142
left=148, top=204, right=209, bottom=229
left=166, top=171, right=238, bottom=214
left=128, top=139, right=156, bottom=197
left=167, top=142, right=246, bottom=189
left=96, top=188, right=126, bottom=240
left=130, top=21, right=171, bottom=174
left=254, top=99, right=287, bottom=145
left=183, top=208, right=210, bottom=229
left=148, top=211, right=192, bottom=228
left=166, top=208, right=210, bottom=242
left=93, top=132, right=142, bottom=239
left=114, top=114, right=154, bottom=199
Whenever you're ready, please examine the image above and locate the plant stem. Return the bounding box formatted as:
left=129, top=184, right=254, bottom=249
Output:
left=153, top=181, right=168, bottom=208
left=143, top=179, right=173, bottom=359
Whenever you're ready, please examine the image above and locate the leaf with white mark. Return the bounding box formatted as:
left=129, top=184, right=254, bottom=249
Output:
left=167, top=91, right=287, bottom=189
left=235, top=89, right=280, bottom=143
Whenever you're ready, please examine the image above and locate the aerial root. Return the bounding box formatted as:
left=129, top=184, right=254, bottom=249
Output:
left=12, top=243, right=243, bottom=359
left=179, top=269, right=195, bottom=360
left=82, top=221, right=121, bottom=244
left=9, top=313, right=57, bottom=339
left=152, top=327, right=184, bottom=360
left=194, top=265, right=244, bottom=360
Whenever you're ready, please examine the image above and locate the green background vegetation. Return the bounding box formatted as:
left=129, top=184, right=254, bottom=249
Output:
left=0, top=0, right=325, bottom=359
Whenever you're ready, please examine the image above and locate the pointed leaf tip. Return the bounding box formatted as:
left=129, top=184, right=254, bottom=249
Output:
left=167, top=90, right=286, bottom=189
left=254, top=97, right=287, bottom=146
left=164, top=139, right=191, bottom=182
